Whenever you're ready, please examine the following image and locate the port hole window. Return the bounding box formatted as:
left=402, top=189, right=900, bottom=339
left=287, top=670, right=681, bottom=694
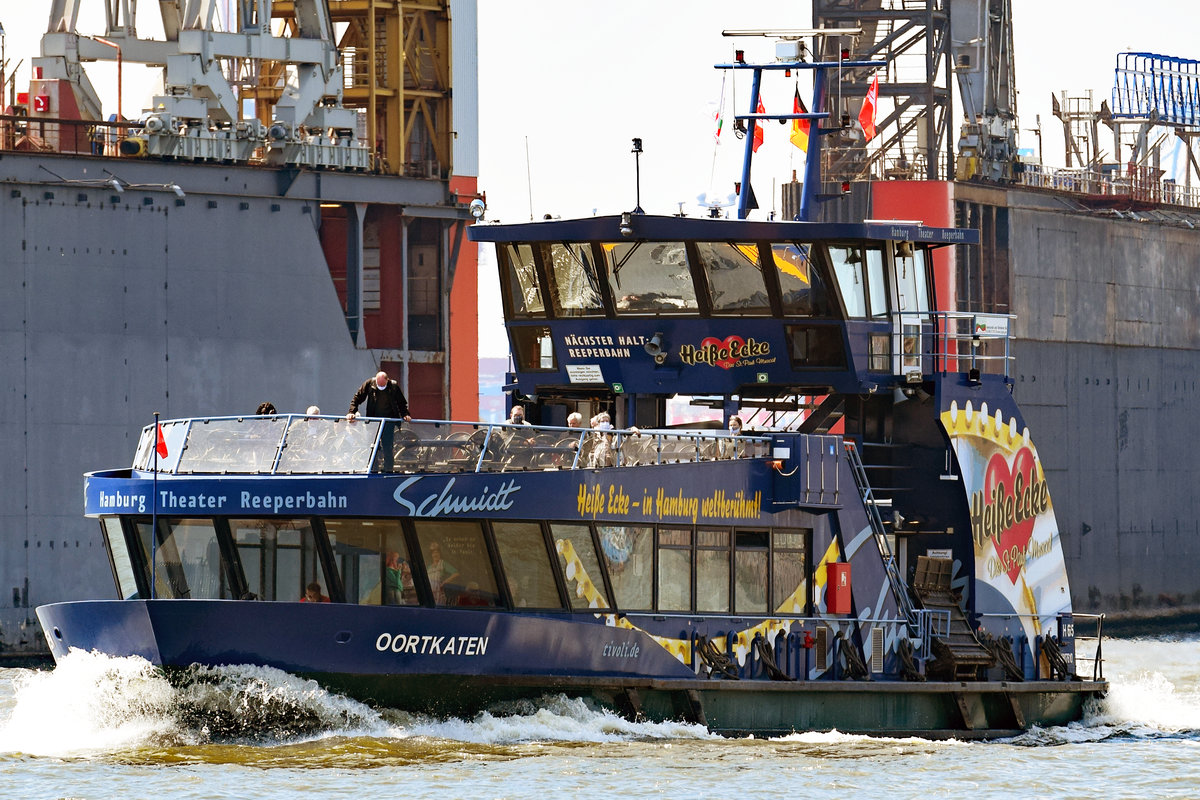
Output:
left=324, top=519, right=417, bottom=606
left=606, top=241, right=699, bottom=314
left=771, top=530, right=809, bottom=614
left=696, top=242, right=770, bottom=315
left=501, top=243, right=546, bottom=318
left=412, top=521, right=501, bottom=608
left=734, top=530, right=769, bottom=614
left=598, top=525, right=654, bottom=610
left=551, top=523, right=611, bottom=610
left=657, top=528, right=693, bottom=612
left=101, top=517, right=141, bottom=600
left=493, top=521, right=565, bottom=609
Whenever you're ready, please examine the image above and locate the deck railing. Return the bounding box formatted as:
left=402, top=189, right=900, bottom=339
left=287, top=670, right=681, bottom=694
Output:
left=134, top=416, right=772, bottom=475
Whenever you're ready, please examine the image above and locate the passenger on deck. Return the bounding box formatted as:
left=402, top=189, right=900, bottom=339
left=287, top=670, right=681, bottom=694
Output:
left=425, top=541, right=461, bottom=605
left=720, top=415, right=746, bottom=459
left=504, top=405, right=536, bottom=449
left=256, top=402, right=277, bottom=415
left=348, top=371, right=411, bottom=471
left=306, top=405, right=321, bottom=416
left=301, top=581, right=330, bottom=602
left=566, top=412, right=583, bottom=429
left=506, top=405, right=532, bottom=426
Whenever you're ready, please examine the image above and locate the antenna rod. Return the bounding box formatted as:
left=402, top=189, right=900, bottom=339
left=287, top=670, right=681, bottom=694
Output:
left=525, top=136, right=533, bottom=221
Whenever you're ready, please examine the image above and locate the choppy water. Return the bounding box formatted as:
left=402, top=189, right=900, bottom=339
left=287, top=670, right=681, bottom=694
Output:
left=2, top=636, right=1199, bottom=799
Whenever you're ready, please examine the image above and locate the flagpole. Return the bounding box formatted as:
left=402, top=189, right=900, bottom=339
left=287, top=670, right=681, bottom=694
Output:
left=736, top=66, right=762, bottom=220
left=151, top=412, right=159, bottom=600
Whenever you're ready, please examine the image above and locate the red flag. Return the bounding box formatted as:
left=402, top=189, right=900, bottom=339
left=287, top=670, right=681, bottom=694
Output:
left=156, top=423, right=168, bottom=459
left=859, top=74, right=879, bottom=142
left=752, top=97, right=765, bottom=153
left=790, top=88, right=809, bottom=152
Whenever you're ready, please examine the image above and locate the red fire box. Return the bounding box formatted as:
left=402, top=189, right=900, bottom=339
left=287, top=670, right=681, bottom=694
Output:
left=826, top=562, right=852, bottom=614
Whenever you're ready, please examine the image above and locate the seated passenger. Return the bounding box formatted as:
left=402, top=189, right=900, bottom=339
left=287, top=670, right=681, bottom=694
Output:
left=301, top=581, right=330, bottom=603
left=720, top=415, right=746, bottom=459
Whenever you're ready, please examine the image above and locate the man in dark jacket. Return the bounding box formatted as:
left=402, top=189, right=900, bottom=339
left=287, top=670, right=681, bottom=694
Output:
left=348, top=371, right=411, bottom=471
left=348, top=371, right=411, bottom=420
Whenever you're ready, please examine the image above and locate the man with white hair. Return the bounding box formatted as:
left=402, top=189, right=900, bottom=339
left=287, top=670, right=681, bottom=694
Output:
left=348, top=371, right=411, bottom=471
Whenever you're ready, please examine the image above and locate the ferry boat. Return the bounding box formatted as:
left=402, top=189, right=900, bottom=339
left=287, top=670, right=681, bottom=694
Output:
left=37, top=47, right=1107, bottom=738
left=36, top=208, right=1106, bottom=736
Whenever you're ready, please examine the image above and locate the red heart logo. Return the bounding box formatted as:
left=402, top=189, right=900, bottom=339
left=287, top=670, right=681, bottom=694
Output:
left=699, top=335, right=746, bottom=369
left=983, top=447, right=1038, bottom=583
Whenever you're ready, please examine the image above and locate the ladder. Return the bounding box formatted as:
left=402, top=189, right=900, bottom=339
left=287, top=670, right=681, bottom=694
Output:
left=843, top=440, right=917, bottom=629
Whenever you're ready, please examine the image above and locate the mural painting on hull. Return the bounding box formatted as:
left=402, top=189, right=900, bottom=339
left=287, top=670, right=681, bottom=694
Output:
left=941, top=400, right=1072, bottom=645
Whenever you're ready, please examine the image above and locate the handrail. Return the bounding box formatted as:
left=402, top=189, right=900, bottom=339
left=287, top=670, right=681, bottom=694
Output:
left=134, top=415, right=774, bottom=475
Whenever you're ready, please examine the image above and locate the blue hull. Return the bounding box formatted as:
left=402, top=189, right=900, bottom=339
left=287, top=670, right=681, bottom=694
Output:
left=37, top=600, right=1101, bottom=737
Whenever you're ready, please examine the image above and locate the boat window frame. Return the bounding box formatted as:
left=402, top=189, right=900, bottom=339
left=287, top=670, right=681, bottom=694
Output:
left=488, top=520, right=569, bottom=610
left=100, top=516, right=148, bottom=600
left=688, top=241, right=775, bottom=317
left=540, top=241, right=609, bottom=318
left=604, top=240, right=701, bottom=316
left=695, top=527, right=732, bottom=614
left=826, top=242, right=889, bottom=320
left=497, top=242, right=550, bottom=320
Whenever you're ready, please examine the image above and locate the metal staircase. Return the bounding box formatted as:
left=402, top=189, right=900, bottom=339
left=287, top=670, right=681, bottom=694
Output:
left=843, top=440, right=917, bottom=628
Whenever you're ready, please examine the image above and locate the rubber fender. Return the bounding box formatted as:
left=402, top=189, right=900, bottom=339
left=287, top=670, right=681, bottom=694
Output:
left=119, top=136, right=147, bottom=157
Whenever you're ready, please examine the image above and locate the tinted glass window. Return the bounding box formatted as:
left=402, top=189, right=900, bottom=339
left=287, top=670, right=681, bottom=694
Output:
left=493, top=522, right=564, bottom=609
left=598, top=525, right=653, bottom=610
left=696, top=529, right=730, bottom=613
left=657, top=528, right=692, bottom=612
left=551, top=523, right=610, bottom=609
left=695, top=242, right=769, bottom=314
left=415, top=520, right=501, bottom=608
left=102, top=518, right=140, bottom=600
left=734, top=530, right=768, bottom=614
left=772, top=530, right=808, bottom=613
left=605, top=241, right=698, bottom=313
left=230, top=518, right=323, bottom=601
left=772, top=243, right=835, bottom=317
left=157, top=518, right=227, bottom=599
left=785, top=324, right=847, bottom=368
left=324, top=519, right=417, bottom=606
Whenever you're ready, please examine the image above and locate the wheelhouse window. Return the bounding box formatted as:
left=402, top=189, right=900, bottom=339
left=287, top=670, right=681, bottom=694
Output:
left=605, top=241, right=698, bottom=314
left=493, top=522, right=564, bottom=609
left=784, top=323, right=847, bottom=368
left=510, top=325, right=556, bottom=372
left=501, top=243, right=545, bottom=317
left=828, top=244, right=885, bottom=319
left=598, top=525, right=653, bottom=610
left=895, top=245, right=931, bottom=314
left=771, top=242, right=835, bottom=317
left=546, top=243, right=605, bottom=317
left=551, top=523, right=610, bottom=609
left=324, top=519, right=417, bottom=606
left=657, top=528, right=692, bottom=612
left=695, top=242, right=769, bottom=314
left=414, top=520, right=501, bottom=608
